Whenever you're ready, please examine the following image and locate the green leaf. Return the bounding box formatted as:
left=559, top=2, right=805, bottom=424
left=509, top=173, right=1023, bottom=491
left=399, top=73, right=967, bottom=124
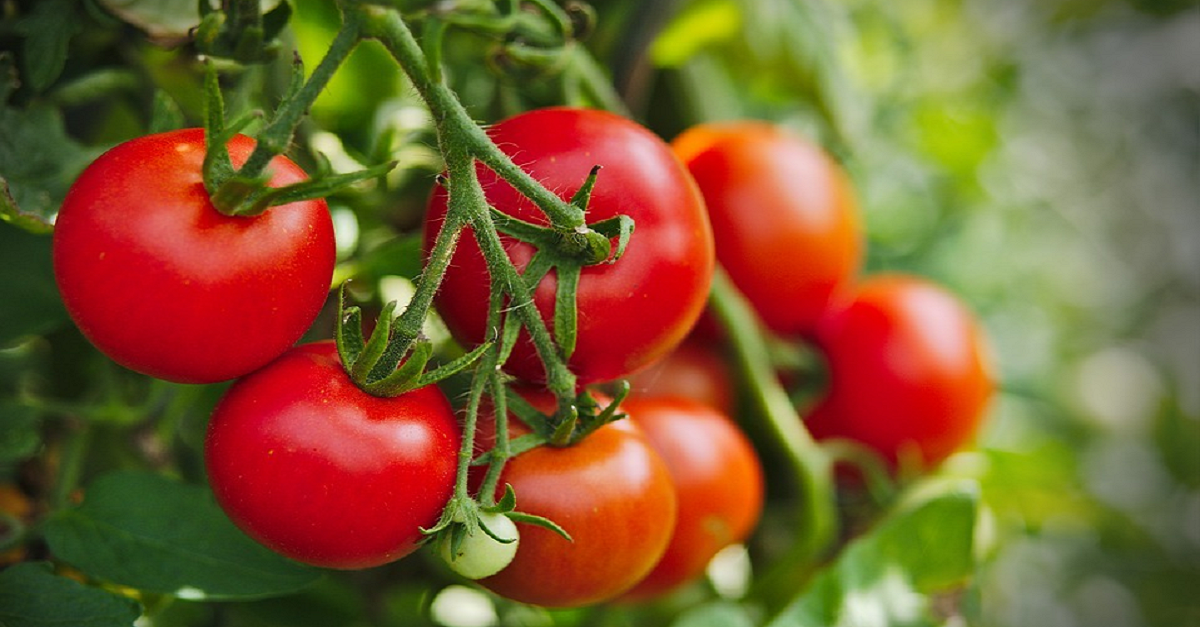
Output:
left=0, top=222, right=68, bottom=345
left=43, top=470, right=321, bottom=601
left=769, top=479, right=981, bottom=627
left=0, top=562, right=141, bottom=627
left=0, top=97, right=100, bottom=234
left=14, top=0, right=81, bottom=92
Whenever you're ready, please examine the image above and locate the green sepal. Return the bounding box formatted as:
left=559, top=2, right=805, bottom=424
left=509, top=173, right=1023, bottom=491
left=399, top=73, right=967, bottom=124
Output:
left=366, top=340, right=492, bottom=397
left=504, top=386, right=554, bottom=439
left=553, top=264, right=580, bottom=360
left=202, top=61, right=235, bottom=194
left=588, top=214, right=635, bottom=263
left=335, top=284, right=366, bottom=366
left=506, top=511, right=572, bottom=542
left=471, top=432, right=547, bottom=466
left=483, top=485, right=518, bottom=514
left=568, top=164, right=600, bottom=210
left=349, top=300, right=399, bottom=383
left=248, top=159, right=398, bottom=213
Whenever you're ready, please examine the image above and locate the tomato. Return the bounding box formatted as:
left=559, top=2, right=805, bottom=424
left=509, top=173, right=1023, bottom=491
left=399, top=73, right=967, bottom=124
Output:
left=204, top=341, right=459, bottom=569
left=672, top=122, right=862, bottom=338
left=625, top=340, right=735, bottom=415
left=620, top=397, right=764, bottom=601
left=804, top=274, right=994, bottom=471
left=437, top=511, right=520, bottom=580
left=423, top=107, right=714, bottom=385
left=472, top=389, right=677, bottom=607
left=53, top=129, right=335, bottom=384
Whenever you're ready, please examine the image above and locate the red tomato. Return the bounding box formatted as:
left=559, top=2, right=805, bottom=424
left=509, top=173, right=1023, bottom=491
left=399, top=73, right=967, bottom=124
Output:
left=620, top=397, right=764, bottom=601
left=423, top=107, right=714, bottom=385
left=472, top=389, right=677, bottom=607
left=53, top=129, right=335, bottom=384
left=625, top=340, right=735, bottom=415
left=204, top=341, right=459, bottom=569
left=672, top=122, right=862, bottom=338
left=804, top=274, right=994, bottom=471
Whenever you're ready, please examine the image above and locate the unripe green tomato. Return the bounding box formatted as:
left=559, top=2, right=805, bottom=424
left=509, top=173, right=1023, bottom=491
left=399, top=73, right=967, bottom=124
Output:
left=439, top=512, right=520, bottom=580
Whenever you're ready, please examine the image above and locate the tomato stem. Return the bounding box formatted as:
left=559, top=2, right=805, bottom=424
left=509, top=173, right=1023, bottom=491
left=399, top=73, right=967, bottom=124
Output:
left=707, top=267, right=839, bottom=612
left=208, top=9, right=361, bottom=215
left=360, top=4, right=579, bottom=407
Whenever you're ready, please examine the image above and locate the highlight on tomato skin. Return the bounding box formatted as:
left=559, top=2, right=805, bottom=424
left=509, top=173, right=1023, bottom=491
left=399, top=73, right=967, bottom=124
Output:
left=468, top=388, right=679, bottom=608
left=619, top=396, right=765, bottom=602
left=803, top=273, right=996, bottom=473
left=204, top=341, right=460, bottom=570
left=672, top=121, right=864, bottom=340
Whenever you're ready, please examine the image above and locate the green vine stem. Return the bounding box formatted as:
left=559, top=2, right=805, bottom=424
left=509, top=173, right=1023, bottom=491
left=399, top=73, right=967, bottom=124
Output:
left=357, top=3, right=581, bottom=410
left=707, top=268, right=839, bottom=612
left=209, top=9, right=363, bottom=214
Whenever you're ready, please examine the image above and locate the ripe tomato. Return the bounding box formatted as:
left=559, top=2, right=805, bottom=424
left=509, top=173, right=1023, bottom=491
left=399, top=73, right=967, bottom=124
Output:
left=204, top=341, right=459, bottom=570
left=53, top=129, right=335, bottom=384
left=424, top=107, right=714, bottom=385
left=804, top=274, right=994, bottom=471
left=672, top=122, right=862, bottom=338
left=620, top=397, right=764, bottom=601
left=625, top=340, right=735, bottom=415
left=472, top=389, right=677, bottom=607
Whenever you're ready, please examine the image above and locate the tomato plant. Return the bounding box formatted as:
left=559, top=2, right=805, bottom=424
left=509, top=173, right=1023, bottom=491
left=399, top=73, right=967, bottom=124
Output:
left=672, top=122, right=863, bottom=338
left=52, top=129, right=335, bottom=384
left=204, top=341, right=459, bottom=570
left=470, top=389, right=678, bottom=608
left=619, top=397, right=764, bottom=601
left=424, top=107, right=714, bottom=385
left=803, top=274, right=995, bottom=471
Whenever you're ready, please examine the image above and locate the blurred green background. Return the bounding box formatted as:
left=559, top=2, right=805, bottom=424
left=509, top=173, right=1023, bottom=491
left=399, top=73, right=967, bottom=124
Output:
left=633, top=0, right=1200, bottom=625
left=606, top=0, right=1199, bottom=625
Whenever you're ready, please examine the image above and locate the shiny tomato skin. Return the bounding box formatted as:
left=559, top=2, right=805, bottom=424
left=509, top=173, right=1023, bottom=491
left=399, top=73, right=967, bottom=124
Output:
left=53, top=129, right=335, bottom=384
left=672, top=122, right=862, bottom=338
left=204, top=341, right=459, bottom=570
left=424, top=107, right=714, bottom=385
left=473, top=390, right=677, bottom=608
left=625, top=340, right=735, bottom=416
left=804, top=274, right=994, bottom=470
left=620, top=397, right=764, bottom=601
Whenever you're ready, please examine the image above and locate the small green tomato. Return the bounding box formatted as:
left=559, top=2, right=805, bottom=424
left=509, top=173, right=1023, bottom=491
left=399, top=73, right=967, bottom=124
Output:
left=439, top=511, right=519, bottom=580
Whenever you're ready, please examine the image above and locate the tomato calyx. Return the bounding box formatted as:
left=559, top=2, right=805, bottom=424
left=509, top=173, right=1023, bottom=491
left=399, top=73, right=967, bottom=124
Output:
left=477, top=384, right=630, bottom=451
left=335, top=284, right=490, bottom=397
left=199, top=58, right=395, bottom=218
left=482, top=165, right=635, bottom=362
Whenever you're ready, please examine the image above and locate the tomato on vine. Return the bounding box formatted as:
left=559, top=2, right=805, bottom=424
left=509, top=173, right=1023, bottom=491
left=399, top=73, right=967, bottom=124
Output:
left=672, top=121, right=862, bottom=338
left=204, top=341, right=459, bottom=570
left=424, top=107, right=714, bottom=385
left=620, top=397, right=764, bottom=601
left=804, top=274, right=995, bottom=472
left=470, top=388, right=677, bottom=608
left=52, top=129, right=336, bottom=384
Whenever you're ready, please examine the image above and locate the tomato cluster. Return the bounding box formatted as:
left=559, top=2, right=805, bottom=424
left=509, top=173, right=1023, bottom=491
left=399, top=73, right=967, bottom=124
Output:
left=50, top=107, right=992, bottom=607
left=670, top=121, right=995, bottom=475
